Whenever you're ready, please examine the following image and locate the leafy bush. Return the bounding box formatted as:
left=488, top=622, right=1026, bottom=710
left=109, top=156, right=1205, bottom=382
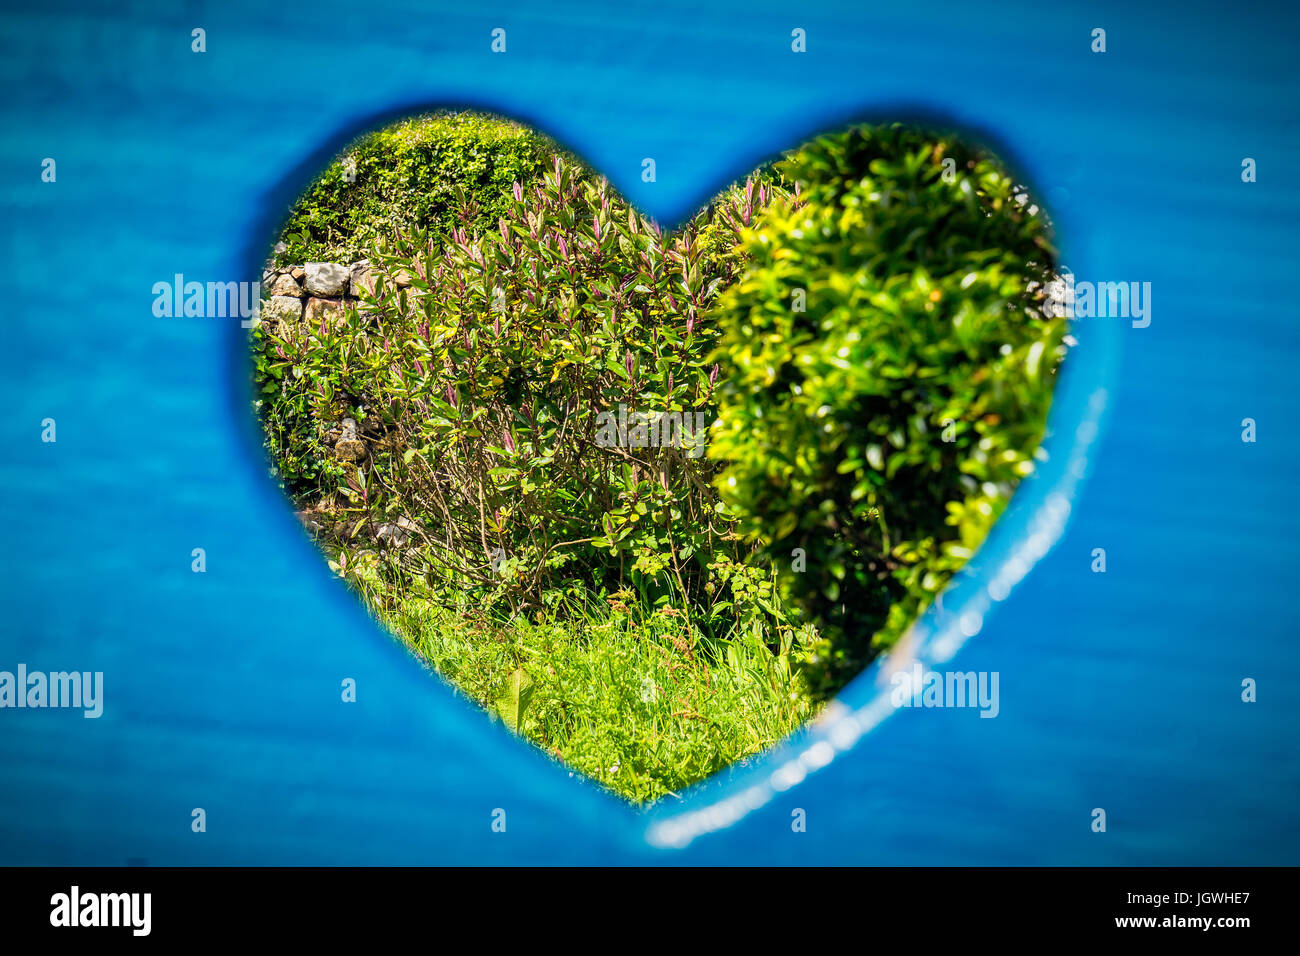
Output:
left=257, top=146, right=795, bottom=646
left=275, top=111, right=567, bottom=265
left=708, top=124, right=1066, bottom=691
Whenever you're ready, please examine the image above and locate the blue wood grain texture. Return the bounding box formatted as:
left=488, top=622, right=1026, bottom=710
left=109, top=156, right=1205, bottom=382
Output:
left=0, top=0, right=1296, bottom=864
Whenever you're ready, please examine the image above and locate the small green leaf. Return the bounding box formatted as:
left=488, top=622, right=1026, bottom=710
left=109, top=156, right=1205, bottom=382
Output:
left=496, top=668, right=535, bottom=735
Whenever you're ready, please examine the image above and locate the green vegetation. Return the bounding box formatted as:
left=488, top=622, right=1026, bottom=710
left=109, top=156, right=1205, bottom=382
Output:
left=711, top=126, right=1065, bottom=693
left=351, top=562, right=816, bottom=803
left=275, top=111, right=566, bottom=265
left=252, top=112, right=1063, bottom=802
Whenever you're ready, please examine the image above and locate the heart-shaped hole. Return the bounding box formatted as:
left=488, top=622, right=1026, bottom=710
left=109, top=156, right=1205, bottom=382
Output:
left=251, top=111, right=1066, bottom=803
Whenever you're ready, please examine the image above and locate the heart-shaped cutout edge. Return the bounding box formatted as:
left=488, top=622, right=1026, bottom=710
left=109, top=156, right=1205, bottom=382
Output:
left=229, top=107, right=1118, bottom=845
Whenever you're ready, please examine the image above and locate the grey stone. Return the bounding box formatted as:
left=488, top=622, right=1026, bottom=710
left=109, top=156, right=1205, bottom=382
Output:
left=262, top=296, right=303, bottom=324
left=304, top=262, right=350, bottom=296
left=376, top=515, right=420, bottom=549
left=305, top=297, right=346, bottom=329
left=270, top=273, right=302, bottom=297
left=376, top=523, right=410, bottom=549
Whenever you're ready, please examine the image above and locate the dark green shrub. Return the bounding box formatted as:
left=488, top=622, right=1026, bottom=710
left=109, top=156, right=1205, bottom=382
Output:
left=708, top=124, right=1066, bottom=691
left=275, top=111, right=568, bottom=265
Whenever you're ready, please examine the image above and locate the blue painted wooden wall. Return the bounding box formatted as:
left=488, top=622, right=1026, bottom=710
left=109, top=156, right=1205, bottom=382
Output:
left=1, top=0, right=1296, bottom=864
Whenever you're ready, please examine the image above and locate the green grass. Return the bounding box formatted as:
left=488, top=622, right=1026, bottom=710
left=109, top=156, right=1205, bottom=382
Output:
left=347, top=557, right=823, bottom=803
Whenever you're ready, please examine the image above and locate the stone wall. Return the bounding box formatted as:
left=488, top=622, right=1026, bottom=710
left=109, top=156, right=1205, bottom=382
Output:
left=259, top=259, right=375, bottom=328
left=256, top=259, right=392, bottom=466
